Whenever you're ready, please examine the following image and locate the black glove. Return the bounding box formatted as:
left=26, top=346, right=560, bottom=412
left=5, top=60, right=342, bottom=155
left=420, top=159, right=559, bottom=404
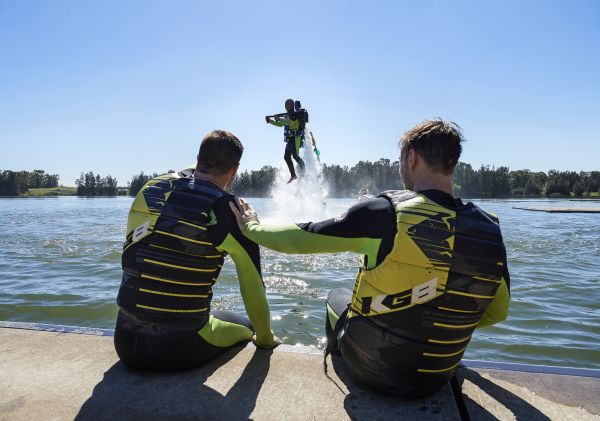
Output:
left=265, top=116, right=270, bottom=123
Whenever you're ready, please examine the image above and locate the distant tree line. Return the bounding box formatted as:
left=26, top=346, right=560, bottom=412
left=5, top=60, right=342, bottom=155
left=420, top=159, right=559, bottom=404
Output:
left=0, top=170, right=59, bottom=196
left=75, top=171, right=163, bottom=196
left=75, top=172, right=118, bottom=196
left=228, top=160, right=600, bottom=198
left=453, top=163, right=600, bottom=198
left=323, top=158, right=402, bottom=197
left=229, top=166, right=278, bottom=197
left=228, top=159, right=402, bottom=198
left=3, top=163, right=599, bottom=198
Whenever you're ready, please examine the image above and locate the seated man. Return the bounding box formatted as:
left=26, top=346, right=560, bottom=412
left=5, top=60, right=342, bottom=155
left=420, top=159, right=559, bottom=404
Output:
left=231, top=120, right=510, bottom=398
left=114, top=130, right=278, bottom=371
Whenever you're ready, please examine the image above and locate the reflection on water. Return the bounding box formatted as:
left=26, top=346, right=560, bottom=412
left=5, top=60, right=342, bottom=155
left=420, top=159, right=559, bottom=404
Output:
left=0, top=196, right=599, bottom=368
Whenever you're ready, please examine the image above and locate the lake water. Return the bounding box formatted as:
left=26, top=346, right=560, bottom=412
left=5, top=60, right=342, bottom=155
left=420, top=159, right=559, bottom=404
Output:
left=1, top=196, right=599, bottom=369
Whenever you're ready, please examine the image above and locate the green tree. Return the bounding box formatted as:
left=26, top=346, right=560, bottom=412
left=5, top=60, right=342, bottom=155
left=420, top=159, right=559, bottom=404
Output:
left=230, top=166, right=277, bottom=197
left=452, top=162, right=477, bottom=196
left=544, top=170, right=580, bottom=196
left=524, top=176, right=542, bottom=196
left=76, top=171, right=118, bottom=196
left=572, top=180, right=585, bottom=196
left=129, top=172, right=157, bottom=196
left=509, top=169, right=532, bottom=195
left=0, top=171, right=21, bottom=196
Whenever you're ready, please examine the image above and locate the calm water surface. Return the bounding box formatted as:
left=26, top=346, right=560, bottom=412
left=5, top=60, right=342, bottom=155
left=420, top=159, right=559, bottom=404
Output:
left=1, top=196, right=599, bottom=368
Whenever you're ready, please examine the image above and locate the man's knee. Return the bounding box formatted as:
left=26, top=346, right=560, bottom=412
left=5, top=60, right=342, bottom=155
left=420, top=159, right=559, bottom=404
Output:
left=212, top=310, right=253, bottom=332
left=326, top=288, right=351, bottom=354
left=200, top=311, right=253, bottom=348
left=327, top=288, right=352, bottom=316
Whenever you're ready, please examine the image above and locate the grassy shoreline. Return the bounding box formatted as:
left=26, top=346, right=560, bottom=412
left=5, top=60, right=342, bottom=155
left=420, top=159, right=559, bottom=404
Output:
left=18, top=187, right=131, bottom=197
left=21, top=187, right=77, bottom=197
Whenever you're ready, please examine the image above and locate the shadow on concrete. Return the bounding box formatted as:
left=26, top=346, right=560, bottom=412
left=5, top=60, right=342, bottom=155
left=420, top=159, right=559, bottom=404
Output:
left=75, top=345, right=273, bottom=421
left=329, top=355, right=454, bottom=419
left=458, top=368, right=551, bottom=420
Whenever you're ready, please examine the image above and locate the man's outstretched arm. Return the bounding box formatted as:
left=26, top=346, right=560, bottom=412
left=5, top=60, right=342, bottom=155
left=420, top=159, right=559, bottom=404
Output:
left=268, top=118, right=291, bottom=127
left=216, top=234, right=275, bottom=348
left=230, top=198, right=396, bottom=269
left=211, top=197, right=277, bottom=348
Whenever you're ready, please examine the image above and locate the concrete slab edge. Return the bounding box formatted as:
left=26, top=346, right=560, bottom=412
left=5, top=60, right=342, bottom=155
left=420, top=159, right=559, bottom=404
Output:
left=0, top=320, right=114, bottom=336
left=0, top=320, right=322, bottom=355
left=3, top=321, right=598, bottom=376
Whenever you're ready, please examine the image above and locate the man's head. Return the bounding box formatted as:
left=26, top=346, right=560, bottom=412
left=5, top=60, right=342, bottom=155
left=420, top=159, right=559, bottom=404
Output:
left=195, top=130, right=243, bottom=187
left=285, top=99, right=294, bottom=113
left=399, top=119, right=464, bottom=191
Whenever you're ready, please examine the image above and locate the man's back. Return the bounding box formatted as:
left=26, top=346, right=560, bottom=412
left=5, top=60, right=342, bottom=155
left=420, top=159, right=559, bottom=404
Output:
left=341, top=189, right=509, bottom=397
left=118, top=171, right=227, bottom=332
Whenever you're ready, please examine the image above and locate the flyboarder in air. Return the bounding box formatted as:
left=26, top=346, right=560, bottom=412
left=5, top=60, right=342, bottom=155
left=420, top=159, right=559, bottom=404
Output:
left=265, top=99, right=307, bottom=183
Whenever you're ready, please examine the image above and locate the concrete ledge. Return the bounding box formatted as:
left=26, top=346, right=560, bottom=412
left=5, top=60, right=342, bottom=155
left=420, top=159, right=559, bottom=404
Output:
left=0, top=320, right=114, bottom=336
left=1, top=324, right=599, bottom=420
left=457, top=367, right=600, bottom=419
left=0, top=327, right=458, bottom=420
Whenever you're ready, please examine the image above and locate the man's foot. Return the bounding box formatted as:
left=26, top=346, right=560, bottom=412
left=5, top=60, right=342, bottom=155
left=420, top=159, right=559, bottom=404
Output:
left=287, top=176, right=297, bottom=184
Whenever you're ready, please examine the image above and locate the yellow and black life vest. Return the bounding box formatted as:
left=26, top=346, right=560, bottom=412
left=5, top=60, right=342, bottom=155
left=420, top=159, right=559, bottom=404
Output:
left=283, top=115, right=301, bottom=140
left=340, top=190, right=506, bottom=397
left=117, top=172, right=227, bottom=328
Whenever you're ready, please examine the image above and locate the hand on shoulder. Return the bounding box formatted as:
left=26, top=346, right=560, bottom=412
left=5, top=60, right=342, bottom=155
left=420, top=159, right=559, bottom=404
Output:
left=229, top=198, right=260, bottom=231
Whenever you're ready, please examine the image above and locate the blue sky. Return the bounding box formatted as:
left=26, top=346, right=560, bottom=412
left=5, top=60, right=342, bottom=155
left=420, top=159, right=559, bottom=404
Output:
left=1, top=0, right=599, bottom=186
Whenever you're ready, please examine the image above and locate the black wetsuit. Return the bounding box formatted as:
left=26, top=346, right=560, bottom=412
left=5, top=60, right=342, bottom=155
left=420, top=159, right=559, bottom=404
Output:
left=269, top=115, right=305, bottom=178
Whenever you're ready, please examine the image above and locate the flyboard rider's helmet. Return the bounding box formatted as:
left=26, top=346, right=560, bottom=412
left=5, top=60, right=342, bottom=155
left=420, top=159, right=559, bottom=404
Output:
left=285, top=99, right=294, bottom=111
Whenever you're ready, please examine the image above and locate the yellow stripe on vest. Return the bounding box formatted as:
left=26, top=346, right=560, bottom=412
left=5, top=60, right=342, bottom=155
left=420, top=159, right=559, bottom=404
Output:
left=155, top=230, right=211, bottom=245
left=417, top=362, right=460, bottom=373
left=136, top=304, right=207, bottom=313
left=139, top=288, right=208, bottom=298
left=446, top=290, right=495, bottom=299
left=149, top=243, right=221, bottom=258
left=428, top=336, right=471, bottom=345
left=144, top=258, right=217, bottom=272
left=434, top=321, right=479, bottom=329
left=177, top=220, right=207, bottom=230
left=473, top=276, right=501, bottom=284
left=437, top=306, right=481, bottom=314
left=141, top=273, right=212, bottom=286
left=423, top=347, right=466, bottom=358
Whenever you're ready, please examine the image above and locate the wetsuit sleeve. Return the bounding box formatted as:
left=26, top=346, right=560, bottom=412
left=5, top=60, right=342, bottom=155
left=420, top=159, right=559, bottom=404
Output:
left=269, top=118, right=291, bottom=127
left=243, top=198, right=396, bottom=269
left=209, top=197, right=274, bottom=347
left=477, top=253, right=511, bottom=328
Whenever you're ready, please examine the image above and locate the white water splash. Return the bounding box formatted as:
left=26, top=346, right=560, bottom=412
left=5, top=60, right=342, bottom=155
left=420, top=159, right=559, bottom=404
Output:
left=263, top=124, right=330, bottom=224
